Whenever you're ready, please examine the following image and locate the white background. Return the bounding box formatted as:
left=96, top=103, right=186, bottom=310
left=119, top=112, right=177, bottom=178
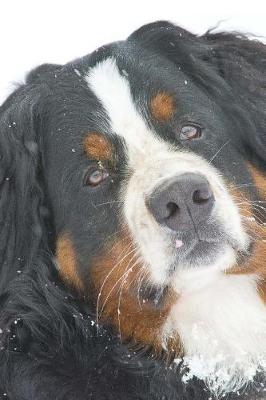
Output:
left=1, top=0, right=266, bottom=105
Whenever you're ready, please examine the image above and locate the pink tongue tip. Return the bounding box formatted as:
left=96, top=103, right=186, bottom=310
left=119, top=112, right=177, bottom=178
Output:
left=175, top=239, right=184, bottom=249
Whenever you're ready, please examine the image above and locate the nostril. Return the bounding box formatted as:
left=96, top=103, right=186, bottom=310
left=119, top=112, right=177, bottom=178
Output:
left=166, top=202, right=180, bottom=219
left=192, top=188, right=212, bottom=205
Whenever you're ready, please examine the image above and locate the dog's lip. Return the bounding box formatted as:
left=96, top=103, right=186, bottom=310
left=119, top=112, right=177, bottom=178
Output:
left=174, top=237, right=221, bottom=260
left=169, top=221, right=242, bottom=252
left=171, top=232, right=224, bottom=255
left=168, top=231, right=247, bottom=271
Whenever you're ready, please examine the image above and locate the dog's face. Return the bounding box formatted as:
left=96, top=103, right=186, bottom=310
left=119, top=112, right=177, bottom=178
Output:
left=2, top=21, right=266, bottom=395
left=54, top=54, right=250, bottom=282
left=86, top=57, right=249, bottom=282
left=43, top=34, right=263, bottom=351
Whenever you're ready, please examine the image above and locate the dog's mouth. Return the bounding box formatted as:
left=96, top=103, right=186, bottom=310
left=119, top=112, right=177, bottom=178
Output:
left=173, top=238, right=224, bottom=265
left=132, top=231, right=251, bottom=310
left=165, top=221, right=245, bottom=271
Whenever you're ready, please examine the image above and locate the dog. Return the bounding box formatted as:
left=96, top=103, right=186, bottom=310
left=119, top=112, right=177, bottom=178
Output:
left=1, top=20, right=266, bottom=399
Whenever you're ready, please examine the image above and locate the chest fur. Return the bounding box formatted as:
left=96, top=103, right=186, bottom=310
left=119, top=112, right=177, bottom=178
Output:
left=163, top=273, right=266, bottom=394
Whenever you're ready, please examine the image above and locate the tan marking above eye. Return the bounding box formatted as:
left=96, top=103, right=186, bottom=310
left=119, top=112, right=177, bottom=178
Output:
left=56, top=233, right=83, bottom=291
left=150, top=92, right=175, bottom=122
left=83, top=132, right=112, bottom=161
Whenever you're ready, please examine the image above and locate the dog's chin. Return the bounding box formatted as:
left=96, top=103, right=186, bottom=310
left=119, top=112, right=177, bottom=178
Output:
left=134, top=240, right=246, bottom=309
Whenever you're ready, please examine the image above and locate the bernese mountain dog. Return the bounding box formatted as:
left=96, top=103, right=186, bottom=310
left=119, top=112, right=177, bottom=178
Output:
left=1, top=20, right=266, bottom=400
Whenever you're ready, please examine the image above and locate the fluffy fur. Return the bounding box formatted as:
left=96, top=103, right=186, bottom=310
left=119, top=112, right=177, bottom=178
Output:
left=1, top=21, right=266, bottom=399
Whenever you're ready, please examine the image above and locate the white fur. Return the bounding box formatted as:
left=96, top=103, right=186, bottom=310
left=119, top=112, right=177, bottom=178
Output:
left=86, top=58, right=264, bottom=395
left=164, top=271, right=266, bottom=395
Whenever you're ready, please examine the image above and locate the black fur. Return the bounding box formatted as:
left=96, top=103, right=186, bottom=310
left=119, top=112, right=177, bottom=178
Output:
left=1, top=21, right=266, bottom=399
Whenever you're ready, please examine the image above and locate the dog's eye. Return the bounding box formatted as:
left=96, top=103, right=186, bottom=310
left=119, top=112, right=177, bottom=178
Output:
left=84, top=167, right=110, bottom=187
left=179, top=125, right=202, bottom=140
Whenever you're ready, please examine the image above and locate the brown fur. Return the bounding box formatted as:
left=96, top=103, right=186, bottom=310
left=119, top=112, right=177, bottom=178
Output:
left=150, top=92, right=175, bottom=122
left=226, top=173, right=266, bottom=302
left=83, top=132, right=112, bottom=161
left=227, top=240, right=266, bottom=300
left=89, top=234, right=179, bottom=355
left=56, top=233, right=83, bottom=290
left=248, top=163, right=266, bottom=198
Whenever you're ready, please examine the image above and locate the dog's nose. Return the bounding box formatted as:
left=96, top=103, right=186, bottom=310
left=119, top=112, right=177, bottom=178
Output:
left=146, top=173, right=214, bottom=232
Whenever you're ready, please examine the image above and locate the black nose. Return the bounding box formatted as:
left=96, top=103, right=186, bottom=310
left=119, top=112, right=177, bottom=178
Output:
left=146, top=173, right=215, bottom=232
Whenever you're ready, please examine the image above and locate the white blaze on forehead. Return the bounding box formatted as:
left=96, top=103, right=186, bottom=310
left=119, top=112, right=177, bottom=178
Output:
left=86, top=57, right=169, bottom=160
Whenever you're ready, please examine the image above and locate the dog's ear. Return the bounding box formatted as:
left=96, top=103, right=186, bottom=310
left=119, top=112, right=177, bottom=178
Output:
left=129, top=21, right=266, bottom=165
left=0, top=64, right=60, bottom=293
left=26, top=63, right=62, bottom=83
left=128, top=21, right=199, bottom=69
left=201, top=31, right=266, bottom=165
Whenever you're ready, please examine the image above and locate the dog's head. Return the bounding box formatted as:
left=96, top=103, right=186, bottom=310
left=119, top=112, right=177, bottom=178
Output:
left=1, top=21, right=266, bottom=388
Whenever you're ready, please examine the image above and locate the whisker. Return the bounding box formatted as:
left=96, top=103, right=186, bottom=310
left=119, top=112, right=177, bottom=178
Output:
left=94, top=199, right=124, bottom=207
left=208, top=139, right=231, bottom=164
left=98, top=250, right=139, bottom=321
left=239, top=206, right=266, bottom=225
left=233, top=183, right=256, bottom=189
left=117, top=257, right=141, bottom=340
left=96, top=243, right=137, bottom=324
left=136, top=267, right=149, bottom=307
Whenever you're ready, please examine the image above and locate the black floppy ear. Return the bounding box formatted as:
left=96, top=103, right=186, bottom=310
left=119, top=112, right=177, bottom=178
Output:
left=129, top=21, right=266, bottom=165
left=201, top=31, right=266, bottom=165
left=128, top=20, right=194, bottom=42
left=0, top=64, right=60, bottom=293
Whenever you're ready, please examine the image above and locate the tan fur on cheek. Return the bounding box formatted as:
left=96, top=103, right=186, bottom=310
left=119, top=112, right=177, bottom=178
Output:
left=83, top=132, right=112, bottom=161
left=248, top=163, right=266, bottom=198
left=227, top=239, right=266, bottom=300
left=228, top=184, right=252, bottom=220
left=150, top=92, right=175, bottom=122
left=248, top=240, right=266, bottom=303
left=227, top=178, right=266, bottom=302
left=89, top=235, right=179, bottom=356
left=56, top=234, right=83, bottom=291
